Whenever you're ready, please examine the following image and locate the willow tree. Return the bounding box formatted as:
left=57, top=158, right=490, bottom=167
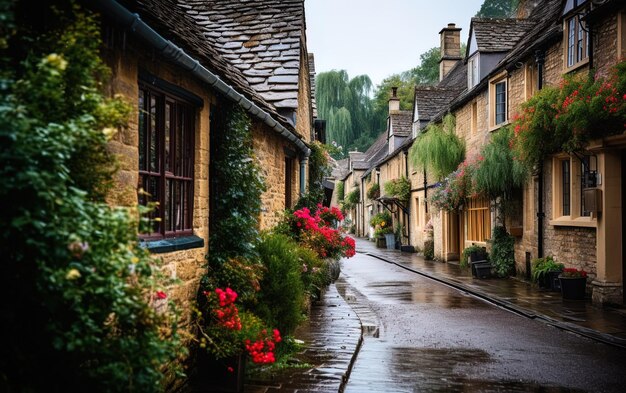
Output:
left=316, top=70, right=379, bottom=156
left=409, top=114, right=465, bottom=180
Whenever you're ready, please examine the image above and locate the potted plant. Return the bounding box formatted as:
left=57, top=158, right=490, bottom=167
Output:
left=558, top=268, right=588, bottom=300
left=531, top=256, right=564, bottom=291
left=196, top=288, right=281, bottom=392
left=370, top=212, right=392, bottom=247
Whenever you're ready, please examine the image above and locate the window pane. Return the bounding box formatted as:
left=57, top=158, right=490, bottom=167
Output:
left=577, top=20, right=584, bottom=62
left=139, top=89, right=147, bottom=171
left=165, top=102, right=172, bottom=173
left=562, top=160, right=570, bottom=216
left=149, top=95, right=158, bottom=173
left=495, top=82, right=506, bottom=125
left=568, top=18, right=576, bottom=67
left=176, top=107, right=184, bottom=176
left=148, top=176, right=161, bottom=233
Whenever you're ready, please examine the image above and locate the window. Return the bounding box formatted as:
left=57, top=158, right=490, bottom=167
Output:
left=489, top=74, right=507, bottom=129
left=471, top=101, right=478, bottom=135
left=468, top=54, right=479, bottom=89
left=565, top=14, right=589, bottom=69
left=551, top=155, right=596, bottom=225
left=138, top=85, right=195, bottom=239
left=495, top=82, right=506, bottom=125
left=466, top=197, right=491, bottom=242
left=285, top=156, right=294, bottom=209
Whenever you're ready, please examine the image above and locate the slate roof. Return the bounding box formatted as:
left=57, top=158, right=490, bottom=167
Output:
left=414, top=87, right=462, bottom=123
left=389, top=111, right=413, bottom=137
left=361, top=131, right=391, bottom=177
left=495, top=0, right=563, bottom=68
left=180, top=0, right=306, bottom=110
left=309, top=53, right=318, bottom=118
left=437, top=61, right=468, bottom=89
left=470, top=17, right=536, bottom=53
left=121, top=0, right=292, bottom=129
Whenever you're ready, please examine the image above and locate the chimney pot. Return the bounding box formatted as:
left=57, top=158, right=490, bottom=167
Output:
left=388, top=86, right=400, bottom=112
left=391, top=86, right=398, bottom=98
left=448, top=23, right=456, bottom=28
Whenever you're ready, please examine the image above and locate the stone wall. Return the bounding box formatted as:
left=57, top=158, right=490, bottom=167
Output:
left=252, top=122, right=300, bottom=230
left=104, top=39, right=210, bottom=333
left=594, top=13, right=619, bottom=79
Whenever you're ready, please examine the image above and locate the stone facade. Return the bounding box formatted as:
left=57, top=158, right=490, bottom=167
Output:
left=104, top=39, right=210, bottom=330
left=253, top=122, right=302, bottom=230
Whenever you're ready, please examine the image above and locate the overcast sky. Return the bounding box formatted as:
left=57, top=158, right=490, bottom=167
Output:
left=305, top=0, right=485, bottom=88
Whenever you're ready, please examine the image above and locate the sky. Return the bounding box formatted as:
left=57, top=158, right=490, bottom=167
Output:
left=305, top=0, right=485, bottom=88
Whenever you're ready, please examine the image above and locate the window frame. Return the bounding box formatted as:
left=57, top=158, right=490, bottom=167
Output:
left=550, top=154, right=596, bottom=227
left=138, top=83, right=196, bottom=240
left=563, top=12, right=589, bottom=72
left=488, top=73, right=508, bottom=130
left=467, top=54, right=480, bottom=90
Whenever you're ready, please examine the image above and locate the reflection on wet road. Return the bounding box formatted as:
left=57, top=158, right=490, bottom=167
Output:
left=339, top=253, right=626, bottom=392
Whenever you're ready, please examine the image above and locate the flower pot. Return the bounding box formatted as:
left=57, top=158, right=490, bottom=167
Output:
left=559, top=276, right=586, bottom=300
left=197, top=352, right=246, bottom=393
left=385, top=233, right=395, bottom=250
left=376, top=236, right=386, bottom=248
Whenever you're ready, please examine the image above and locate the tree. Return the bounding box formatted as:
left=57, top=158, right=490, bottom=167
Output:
left=316, top=70, right=380, bottom=157
left=410, top=47, right=441, bottom=86
left=476, top=0, right=520, bottom=18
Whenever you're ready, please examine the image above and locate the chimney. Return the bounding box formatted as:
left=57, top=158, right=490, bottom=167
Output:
left=388, top=86, right=400, bottom=112
left=438, top=23, right=462, bottom=81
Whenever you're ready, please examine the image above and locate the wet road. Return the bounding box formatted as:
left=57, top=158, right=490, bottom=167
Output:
left=338, top=253, right=626, bottom=393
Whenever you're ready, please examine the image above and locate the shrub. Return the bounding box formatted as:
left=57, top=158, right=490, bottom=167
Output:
left=255, top=233, right=306, bottom=335
left=296, top=246, right=331, bottom=300
left=336, top=181, right=345, bottom=201
left=461, top=245, right=488, bottom=268
left=423, top=239, right=434, bottom=260
left=367, top=182, right=380, bottom=200
left=383, top=177, right=411, bottom=202
left=0, top=4, right=182, bottom=391
left=531, top=256, right=564, bottom=283
left=346, top=188, right=360, bottom=205
left=489, top=226, right=515, bottom=277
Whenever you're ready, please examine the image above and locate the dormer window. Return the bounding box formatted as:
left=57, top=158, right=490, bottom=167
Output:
left=563, top=0, right=589, bottom=71
left=468, top=54, right=480, bottom=89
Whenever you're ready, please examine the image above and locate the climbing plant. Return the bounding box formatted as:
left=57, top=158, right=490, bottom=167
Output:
left=0, top=3, right=182, bottom=391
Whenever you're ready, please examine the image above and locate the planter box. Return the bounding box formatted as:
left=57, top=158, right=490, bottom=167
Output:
left=559, top=276, right=587, bottom=300
left=376, top=237, right=386, bottom=248
left=473, top=262, right=492, bottom=279
left=470, top=259, right=489, bottom=277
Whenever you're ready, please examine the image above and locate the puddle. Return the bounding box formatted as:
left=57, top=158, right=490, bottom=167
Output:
left=365, top=281, right=489, bottom=308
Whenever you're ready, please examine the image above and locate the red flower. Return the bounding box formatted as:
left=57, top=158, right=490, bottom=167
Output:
left=156, top=291, right=167, bottom=300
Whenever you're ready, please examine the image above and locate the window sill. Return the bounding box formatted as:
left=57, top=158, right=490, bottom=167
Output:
left=489, top=121, right=509, bottom=133
left=141, top=234, right=205, bottom=254
left=549, top=217, right=597, bottom=228
left=563, top=58, right=589, bottom=74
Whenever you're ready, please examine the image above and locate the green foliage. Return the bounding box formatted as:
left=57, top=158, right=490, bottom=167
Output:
left=476, top=0, right=520, bottom=17
left=306, top=141, right=332, bottom=205
left=316, top=70, right=381, bottom=157
left=366, top=182, right=380, bottom=200
left=383, top=176, right=411, bottom=202
left=489, top=226, right=515, bottom=277
left=370, top=211, right=393, bottom=237
left=410, top=47, right=441, bottom=86
left=513, top=62, right=626, bottom=169
left=473, top=126, right=527, bottom=199
left=336, top=180, right=345, bottom=201
left=410, top=114, right=465, bottom=180
left=208, top=102, right=266, bottom=268
left=531, top=256, right=564, bottom=284
left=461, top=245, right=489, bottom=268
left=423, top=240, right=434, bottom=260
left=346, top=188, right=360, bottom=205
left=297, top=246, right=331, bottom=301
left=255, top=233, right=306, bottom=335
left=0, top=4, right=182, bottom=391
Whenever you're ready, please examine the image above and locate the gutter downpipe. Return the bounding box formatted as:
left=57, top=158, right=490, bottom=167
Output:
left=93, top=0, right=311, bottom=160
left=535, top=49, right=545, bottom=258
left=404, top=150, right=411, bottom=245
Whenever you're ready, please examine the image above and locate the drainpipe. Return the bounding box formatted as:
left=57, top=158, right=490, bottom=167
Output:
left=404, top=150, right=411, bottom=245
left=535, top=49, right=545, bottom=258
left=299, top=157, right=307, bottom=196
left=93, top=0, right=311, bottom=159
left=423, top=169, right=429, bottom=213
